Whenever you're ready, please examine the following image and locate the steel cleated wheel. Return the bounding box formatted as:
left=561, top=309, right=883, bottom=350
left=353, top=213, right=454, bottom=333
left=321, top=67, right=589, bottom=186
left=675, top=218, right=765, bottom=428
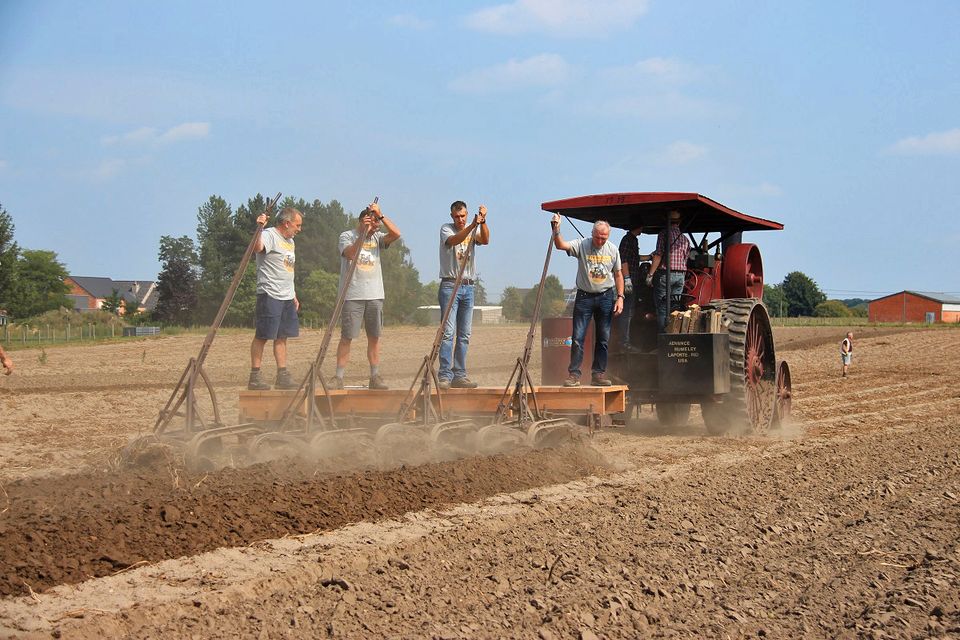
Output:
left=701, top=299, right=776, bottom=436
left=771, top=359, right=792, bottom=428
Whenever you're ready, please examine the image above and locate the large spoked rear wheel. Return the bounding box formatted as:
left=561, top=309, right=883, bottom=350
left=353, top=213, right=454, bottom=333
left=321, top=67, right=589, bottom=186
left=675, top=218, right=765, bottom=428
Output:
left=701, top=299, right=776, bottom=435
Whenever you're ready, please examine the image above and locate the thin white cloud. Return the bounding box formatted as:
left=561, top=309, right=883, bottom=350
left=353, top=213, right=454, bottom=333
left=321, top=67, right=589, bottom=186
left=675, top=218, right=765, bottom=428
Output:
left=601, top=57, right=700, bottom=85
left=465, top=0, right=650, bottom=36
left=661, top=141, right=707, bottom=165
left=389, top=13, right=433, bottom=30
left=93, top=158, right=126, bottom=180
left=159, top=122, right=210, bottom=142
left=589, top=91, right=719, bottom=119
left=449, top=54, right=573, bottom=94
left=102, top=122, right=210, bottom=146
left=889, top=128, right=960, bottom=155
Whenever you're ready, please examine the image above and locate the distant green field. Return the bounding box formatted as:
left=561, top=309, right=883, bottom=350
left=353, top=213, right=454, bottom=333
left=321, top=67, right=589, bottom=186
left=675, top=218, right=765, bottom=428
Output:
left=770, top=316, right=958, bottom=328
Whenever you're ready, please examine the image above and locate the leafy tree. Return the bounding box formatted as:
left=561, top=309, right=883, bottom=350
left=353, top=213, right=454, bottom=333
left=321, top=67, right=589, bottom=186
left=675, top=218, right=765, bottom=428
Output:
left=841, top=298, right=869, bottom=308
left=6, top=250, right=70, bottom=318
left=419, top=280, right=440, bottom=306
left=474, top=278, right=488, bottom=305
left=520, top=275, right=564, bottom=320
left=850, top=303, right=868, bottom=317
left=381, top=239, right=423, bottom=323
left=814, top=300, right=852, bottom=317
left=501, top=286, right=523, bottom=320
left=299, top=269, right=340, bottom=326
left=195, top=196, right=246, bottom=323
left=781, top=271, right=826, bottom=317
left=153, top=235, right=199, bottom=325
left=763, top=284, right=786, bottom=317
left=0, top=203, right=18, bottom=310
left=101, top=289, right=124, bottom=315
left=122, top=296, right=141, bottom=319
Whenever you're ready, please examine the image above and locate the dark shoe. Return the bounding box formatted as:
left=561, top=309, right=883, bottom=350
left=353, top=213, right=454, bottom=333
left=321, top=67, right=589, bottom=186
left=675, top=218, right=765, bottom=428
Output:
left=591, top=373, right=612, bottom=387
left=437, top=379, right=452, bottom=390
left=329, top=376, right=344, bottom=390
left=451, top=377, right=478, bottom=389
left=563, top=375, right=581, bottom=387
left=247, top=371, right=271, bottom=391
left=275, top=370, right=298, bottom=390
left=368, top=374, right=389, bottom=390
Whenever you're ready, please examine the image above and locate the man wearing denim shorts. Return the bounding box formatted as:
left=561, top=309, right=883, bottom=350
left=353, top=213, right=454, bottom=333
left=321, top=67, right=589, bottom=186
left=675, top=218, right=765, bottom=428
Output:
left=437, top=201, right=490, bottom=389
left=248, top=207, right=303, bottom=390
left=551, top=213, right=624, bottom=387
left=332, top=201, right=401, bottom=390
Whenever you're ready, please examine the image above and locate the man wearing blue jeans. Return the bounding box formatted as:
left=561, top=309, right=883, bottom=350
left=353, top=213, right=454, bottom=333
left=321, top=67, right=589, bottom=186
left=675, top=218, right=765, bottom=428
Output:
left=646, top=210, right=690, bottom=331
left=438, top=201, right=490, bottom=389
left=551, top=214, right=624, bottom=387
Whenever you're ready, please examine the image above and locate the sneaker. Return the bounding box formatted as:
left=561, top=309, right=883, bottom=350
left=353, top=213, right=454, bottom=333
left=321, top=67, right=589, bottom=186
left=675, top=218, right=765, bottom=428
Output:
left=437, top=379, right=452, bottom=390
left=329, top=376, right=344, bottom=390
left=451, top=377, right=478, bottom=389
left=275, top=370, right=298, bottom=390
left=247, top=371, right=271, bottom=391
left=563, top=375, right=581, bottom=387
left=591, top=373, right=612, bottom=387
left=368, top=374, right=389, bottom=390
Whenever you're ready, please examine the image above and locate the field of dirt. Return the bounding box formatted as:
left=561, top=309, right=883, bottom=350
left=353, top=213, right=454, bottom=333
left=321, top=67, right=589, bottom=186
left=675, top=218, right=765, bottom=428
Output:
left=1, top=323, right=959, bottom=638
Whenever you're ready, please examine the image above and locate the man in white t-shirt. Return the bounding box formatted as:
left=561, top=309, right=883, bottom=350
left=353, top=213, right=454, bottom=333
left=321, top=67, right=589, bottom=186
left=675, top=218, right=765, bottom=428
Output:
left=437, top=200, right=490, bottom=389
left=248, top=207, right=302, bottom=390
left=551, top=214, right=624, bottom=387
left=332, top=202, right=402, bottom=390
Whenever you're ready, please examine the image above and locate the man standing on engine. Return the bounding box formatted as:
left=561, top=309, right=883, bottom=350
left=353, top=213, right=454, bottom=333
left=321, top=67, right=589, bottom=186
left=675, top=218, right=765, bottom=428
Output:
left=551, top=214, right=624, bottom=387
left=646, top=210, right=690, bottom=332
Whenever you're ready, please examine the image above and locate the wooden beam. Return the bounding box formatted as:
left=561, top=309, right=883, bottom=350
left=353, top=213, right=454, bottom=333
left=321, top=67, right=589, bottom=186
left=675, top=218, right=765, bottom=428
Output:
left=238, top=385, right=627, bottom=422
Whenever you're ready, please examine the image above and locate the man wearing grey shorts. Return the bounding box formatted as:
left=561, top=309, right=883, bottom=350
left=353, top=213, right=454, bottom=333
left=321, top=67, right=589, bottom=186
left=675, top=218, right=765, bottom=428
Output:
left=333, top=202, right=401, bottom=389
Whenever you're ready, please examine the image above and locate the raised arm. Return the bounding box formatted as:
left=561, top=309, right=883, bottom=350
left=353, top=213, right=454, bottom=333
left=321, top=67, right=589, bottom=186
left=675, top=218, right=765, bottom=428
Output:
left=550, top=213, right=574, bottom=251
left=370, top=202, right=402, bottom=247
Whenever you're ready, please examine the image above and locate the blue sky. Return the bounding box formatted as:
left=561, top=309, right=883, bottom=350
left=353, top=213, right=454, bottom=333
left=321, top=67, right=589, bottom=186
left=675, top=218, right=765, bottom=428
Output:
left=1, top=0, right=958, bottom=302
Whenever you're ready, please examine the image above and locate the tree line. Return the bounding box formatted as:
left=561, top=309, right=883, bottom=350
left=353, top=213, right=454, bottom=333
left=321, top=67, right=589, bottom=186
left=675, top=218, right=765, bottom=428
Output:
left=763, top=271, right=866, bottom=318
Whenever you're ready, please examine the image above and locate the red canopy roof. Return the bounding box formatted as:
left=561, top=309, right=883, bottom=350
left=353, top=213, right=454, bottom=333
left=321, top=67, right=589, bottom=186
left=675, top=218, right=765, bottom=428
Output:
left=540, top=192, right=784, bottom=234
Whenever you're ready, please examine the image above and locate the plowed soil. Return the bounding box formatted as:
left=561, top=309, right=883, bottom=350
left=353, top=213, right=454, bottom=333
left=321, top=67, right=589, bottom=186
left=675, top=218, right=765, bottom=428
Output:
left=2, top=323, right=959, bottom=639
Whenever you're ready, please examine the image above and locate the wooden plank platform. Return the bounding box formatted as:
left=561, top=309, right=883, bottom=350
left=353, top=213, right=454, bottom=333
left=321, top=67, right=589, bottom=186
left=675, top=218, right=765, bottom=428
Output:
left=238, top=385, right=627, bottom=422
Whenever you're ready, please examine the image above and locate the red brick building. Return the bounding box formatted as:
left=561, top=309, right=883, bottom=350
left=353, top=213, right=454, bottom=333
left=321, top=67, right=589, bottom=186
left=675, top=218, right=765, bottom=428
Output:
left=868, top=291, right=960, bottom=324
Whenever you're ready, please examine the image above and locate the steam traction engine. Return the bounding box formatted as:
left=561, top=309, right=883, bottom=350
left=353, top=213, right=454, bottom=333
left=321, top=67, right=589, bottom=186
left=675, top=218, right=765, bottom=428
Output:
left=541, top=193, right=792, bottom=435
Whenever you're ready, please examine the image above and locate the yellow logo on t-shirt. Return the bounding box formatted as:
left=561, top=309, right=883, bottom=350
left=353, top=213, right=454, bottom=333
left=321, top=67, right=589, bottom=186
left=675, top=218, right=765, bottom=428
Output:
left=358, top=240, right=378, bottom=272
left=456, top=236, right=473, bottom=263
left=587, top=254, right=611, bottom=283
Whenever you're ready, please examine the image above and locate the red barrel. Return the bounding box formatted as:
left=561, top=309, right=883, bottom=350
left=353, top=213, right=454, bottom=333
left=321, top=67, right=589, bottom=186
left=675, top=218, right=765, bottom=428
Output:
left=541, top=317, right=594, bottom=385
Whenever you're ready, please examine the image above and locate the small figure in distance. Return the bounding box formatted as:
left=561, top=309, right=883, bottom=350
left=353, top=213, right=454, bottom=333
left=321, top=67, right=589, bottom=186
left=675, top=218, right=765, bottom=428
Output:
left=841, top=331, right=854, bottom=377
left=551, top=213, right=624, bottom=387
left=332, top=202, right=402, bottom=390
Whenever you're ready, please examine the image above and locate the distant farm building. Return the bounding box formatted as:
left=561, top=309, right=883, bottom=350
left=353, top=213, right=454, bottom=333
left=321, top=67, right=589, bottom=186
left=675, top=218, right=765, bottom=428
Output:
left=66, top=276, right=158, bottom=315
left=417, top=305, right=504, bottom=325
left=868, top=291, right=960, bottom=324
